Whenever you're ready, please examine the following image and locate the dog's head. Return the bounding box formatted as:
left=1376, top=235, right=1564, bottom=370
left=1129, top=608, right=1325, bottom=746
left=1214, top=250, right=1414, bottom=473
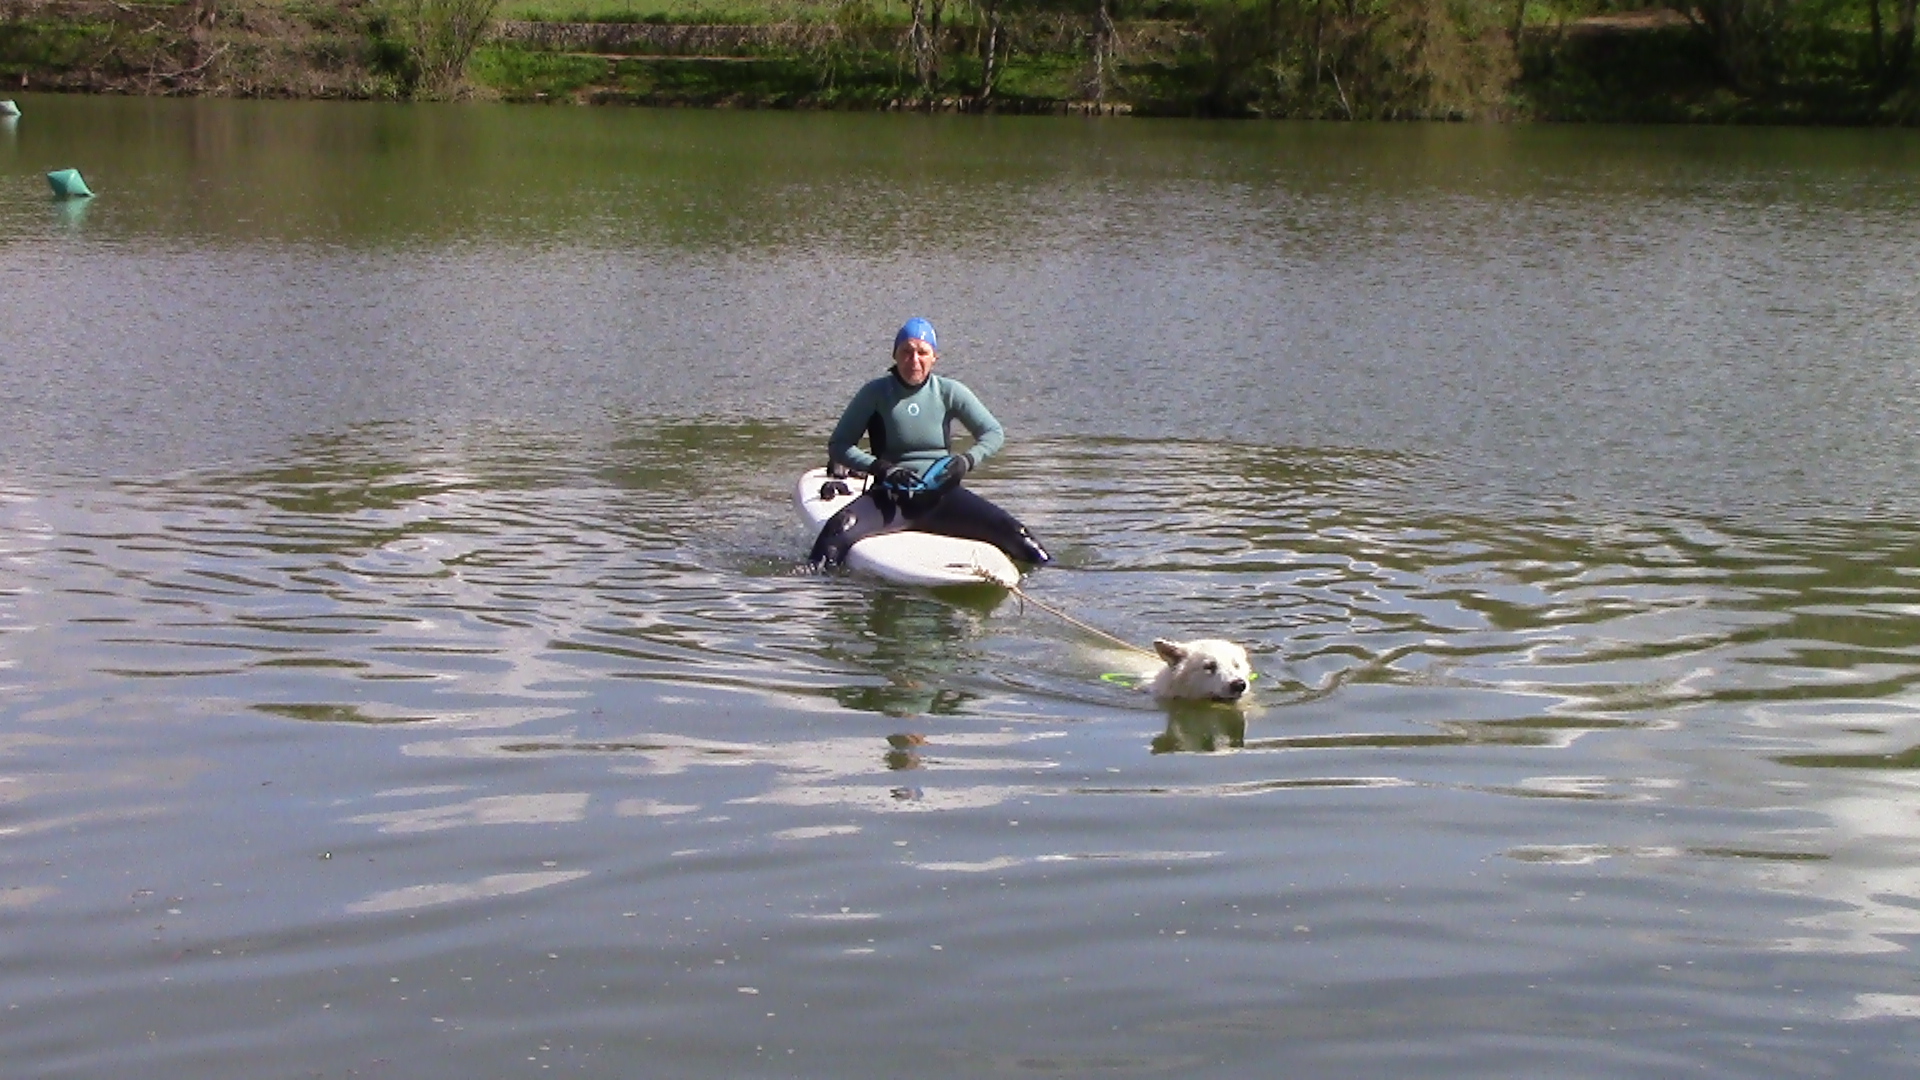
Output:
left=1151, top=638, right=1252, bottom=702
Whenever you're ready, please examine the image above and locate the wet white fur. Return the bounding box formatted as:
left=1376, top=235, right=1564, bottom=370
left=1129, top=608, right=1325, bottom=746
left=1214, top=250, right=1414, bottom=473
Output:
left=1144, top=638, right=1253, bottom=702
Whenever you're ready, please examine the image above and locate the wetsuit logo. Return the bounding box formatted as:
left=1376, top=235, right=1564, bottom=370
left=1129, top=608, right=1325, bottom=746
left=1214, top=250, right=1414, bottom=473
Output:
left=906, top=403, right=921, bottom=416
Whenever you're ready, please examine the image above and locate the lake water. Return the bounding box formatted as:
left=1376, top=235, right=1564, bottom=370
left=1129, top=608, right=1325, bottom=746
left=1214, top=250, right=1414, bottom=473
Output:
left=4, top=95, right=1920, bottom=1077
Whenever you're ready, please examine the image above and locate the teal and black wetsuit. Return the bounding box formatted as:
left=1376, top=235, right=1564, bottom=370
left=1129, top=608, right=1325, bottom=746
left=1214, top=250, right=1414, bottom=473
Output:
left=827, top=371, right=1005, bottom=476
left=812, top=371, right=1050, bottom=568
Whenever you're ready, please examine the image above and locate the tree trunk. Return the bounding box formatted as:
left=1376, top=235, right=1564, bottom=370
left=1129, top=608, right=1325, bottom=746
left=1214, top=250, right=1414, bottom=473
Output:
left=978, top=0, right=1002, bottom=102
left=1093, top=0, right=1118, bottom=102
left=909, top=0, right=931, bottom=90
left=929, top=0, right=946, bottom=85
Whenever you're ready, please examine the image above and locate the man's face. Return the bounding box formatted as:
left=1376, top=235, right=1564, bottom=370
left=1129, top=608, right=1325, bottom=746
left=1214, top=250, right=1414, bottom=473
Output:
left=893, top=338, right=937, bottom=386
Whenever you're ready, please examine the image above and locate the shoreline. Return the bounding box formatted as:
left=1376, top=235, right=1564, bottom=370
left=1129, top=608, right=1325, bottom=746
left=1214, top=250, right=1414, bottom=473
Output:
left=2, top=1, right=1915, bottom=124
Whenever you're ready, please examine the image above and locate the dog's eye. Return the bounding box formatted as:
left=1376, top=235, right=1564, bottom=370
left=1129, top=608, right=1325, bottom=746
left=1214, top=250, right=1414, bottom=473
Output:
left=1204, top=661, right=1217, bottom=673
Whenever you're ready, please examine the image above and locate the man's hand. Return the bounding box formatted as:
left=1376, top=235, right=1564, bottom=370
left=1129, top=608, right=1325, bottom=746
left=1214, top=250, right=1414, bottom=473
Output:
left=880, top=463, right=919, bottom=492
left=924, top=454, right=970, bottom=492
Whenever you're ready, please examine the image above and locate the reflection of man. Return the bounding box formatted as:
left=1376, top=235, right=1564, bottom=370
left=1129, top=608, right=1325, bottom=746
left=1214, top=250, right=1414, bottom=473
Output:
left=831, top=682, right=973, bottom=720
left=819, top=586, right=1004, bottom=786
left=885, top=732, right=927, bottom=772
left=825, top=588, right=1002, bottom=720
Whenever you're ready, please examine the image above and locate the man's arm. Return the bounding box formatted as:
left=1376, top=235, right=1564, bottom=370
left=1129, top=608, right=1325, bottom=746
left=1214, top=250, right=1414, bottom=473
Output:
left=828, top=381, right=885, bottom=472
left=946, top=380, right=1005, bottom=467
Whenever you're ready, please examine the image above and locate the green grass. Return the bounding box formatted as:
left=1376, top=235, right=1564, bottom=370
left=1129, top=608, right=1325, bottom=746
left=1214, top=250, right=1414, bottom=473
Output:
left=494, top=0, right=856, bottom=25
left=0, top=19, right=122, bottom=75
left=991, top=53, right=1087, bottom=102
left=611, top=54, right=822, bottom=101
left=470, top=44, right=612, bottom=96
left=471, top=38, right=911, bottom=104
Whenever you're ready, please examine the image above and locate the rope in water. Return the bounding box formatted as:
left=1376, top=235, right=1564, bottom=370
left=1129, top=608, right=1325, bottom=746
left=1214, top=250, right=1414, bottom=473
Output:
left=997, top=577, right=1160, bottom=659
left=972, top=566, right=1265, bottom=688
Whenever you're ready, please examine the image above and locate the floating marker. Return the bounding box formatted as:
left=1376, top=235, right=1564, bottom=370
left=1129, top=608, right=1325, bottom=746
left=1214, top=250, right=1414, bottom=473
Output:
left=47, top=168, right=93, bottom=200
left=0, top=100, right=18, bottom=117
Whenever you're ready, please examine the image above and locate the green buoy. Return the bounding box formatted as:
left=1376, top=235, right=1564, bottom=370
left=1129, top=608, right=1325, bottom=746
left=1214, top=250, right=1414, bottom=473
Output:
left=47, top=168, right=93, bottom=199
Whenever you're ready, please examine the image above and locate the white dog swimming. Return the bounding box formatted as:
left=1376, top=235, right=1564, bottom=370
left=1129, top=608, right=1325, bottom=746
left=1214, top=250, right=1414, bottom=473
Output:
left=1144, top=638, right=1253, bottom=702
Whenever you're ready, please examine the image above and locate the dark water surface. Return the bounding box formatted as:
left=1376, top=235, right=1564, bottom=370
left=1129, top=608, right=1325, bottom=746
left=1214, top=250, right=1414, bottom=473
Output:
left=4, top=96, right=1920, bottom=1077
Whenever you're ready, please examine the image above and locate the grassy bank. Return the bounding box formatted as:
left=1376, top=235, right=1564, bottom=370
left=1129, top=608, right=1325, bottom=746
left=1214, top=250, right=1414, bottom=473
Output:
left=2, top=0, right=1916, bottom=121
left=0, top=0, right=415, bottom=98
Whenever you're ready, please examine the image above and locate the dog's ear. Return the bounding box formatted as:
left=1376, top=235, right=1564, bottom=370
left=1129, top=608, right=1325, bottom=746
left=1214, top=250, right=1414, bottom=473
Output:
left=1154, top=639, right=1186, bottom=664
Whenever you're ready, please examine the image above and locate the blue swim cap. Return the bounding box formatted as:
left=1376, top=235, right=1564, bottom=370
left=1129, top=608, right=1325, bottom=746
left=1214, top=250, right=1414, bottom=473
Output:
left=894, top=317, right=937, bottom=353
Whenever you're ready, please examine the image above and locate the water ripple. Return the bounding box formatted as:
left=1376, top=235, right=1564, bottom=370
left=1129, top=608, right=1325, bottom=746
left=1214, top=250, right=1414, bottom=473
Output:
left=5, top=423, right=1920, bottom=1075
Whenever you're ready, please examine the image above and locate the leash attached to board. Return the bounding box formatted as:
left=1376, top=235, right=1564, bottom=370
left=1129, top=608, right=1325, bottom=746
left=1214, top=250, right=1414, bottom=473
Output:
left=1011, top=583, right=1160, bottom=658
left=972, top=567, right=1159, bottom=659
left=979, top=569, right=1262, bottom=689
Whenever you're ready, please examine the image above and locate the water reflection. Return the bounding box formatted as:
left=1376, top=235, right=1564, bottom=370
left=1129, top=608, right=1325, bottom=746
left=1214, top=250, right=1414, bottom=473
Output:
left=56, top=196, right=88, bottom=231
left=345, top=869, right=591, bottom=914
left=823, top=587, right=1005, bottom=719
left=1151, top=703, right=1246, bottom=754
left=346, top=791, right=591, bottom=834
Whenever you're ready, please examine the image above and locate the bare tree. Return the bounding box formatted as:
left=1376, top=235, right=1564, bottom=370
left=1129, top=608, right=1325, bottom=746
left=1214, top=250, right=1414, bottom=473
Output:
left=977, top=0, right=1006, bottom=103
left=907, top=0, right=936, bottom=90
left=1091, top=0, right=1119, bottom=102
left=394, top=0, right=504, bottom=94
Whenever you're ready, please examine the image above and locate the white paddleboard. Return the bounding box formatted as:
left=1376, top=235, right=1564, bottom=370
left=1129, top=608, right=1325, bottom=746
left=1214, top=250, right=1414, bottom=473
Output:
left=796, top=468, right=1021, bottom=588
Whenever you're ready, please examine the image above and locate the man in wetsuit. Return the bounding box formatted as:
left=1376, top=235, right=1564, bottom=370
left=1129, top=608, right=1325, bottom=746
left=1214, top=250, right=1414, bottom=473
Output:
left=809, top=317, right=1051, bottom=570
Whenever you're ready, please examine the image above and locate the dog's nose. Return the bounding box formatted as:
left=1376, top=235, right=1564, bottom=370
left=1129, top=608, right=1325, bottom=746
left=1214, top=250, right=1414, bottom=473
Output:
left=1227, top=679, right=1248, bottom=696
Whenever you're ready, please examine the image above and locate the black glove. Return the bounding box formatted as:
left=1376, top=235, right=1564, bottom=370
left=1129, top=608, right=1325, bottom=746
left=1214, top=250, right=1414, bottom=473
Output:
left=873, top=460, right=918, bottom=493
left=925, top=454, right=970, bottom=493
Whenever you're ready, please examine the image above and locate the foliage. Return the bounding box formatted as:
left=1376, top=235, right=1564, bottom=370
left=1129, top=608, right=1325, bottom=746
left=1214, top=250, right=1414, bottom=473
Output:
left=382, top=0, right=506, bottom=93
left=1517, top=3, right=1919, bottom=122
left=1119, top=0, right=1517, bottom=116
left=1517, top=23, right=1723, bottom=121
